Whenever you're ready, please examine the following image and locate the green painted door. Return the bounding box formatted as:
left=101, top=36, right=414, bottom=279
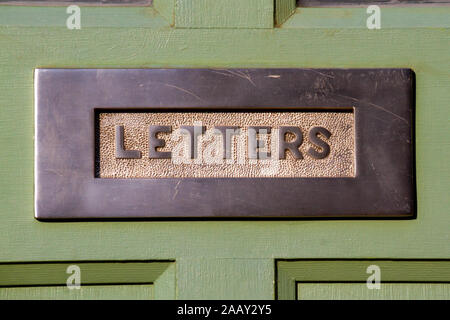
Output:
left=0, top=0, right=449, bottom=299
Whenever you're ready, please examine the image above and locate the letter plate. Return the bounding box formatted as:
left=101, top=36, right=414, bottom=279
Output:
left=35, top=68, right=415, bottom=219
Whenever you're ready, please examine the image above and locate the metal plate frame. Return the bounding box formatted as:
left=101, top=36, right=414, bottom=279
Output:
left=35, top=68, right=415, bottom=219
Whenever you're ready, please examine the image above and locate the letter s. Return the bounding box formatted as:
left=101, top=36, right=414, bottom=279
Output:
left=308, top=127, right=331, bottom=159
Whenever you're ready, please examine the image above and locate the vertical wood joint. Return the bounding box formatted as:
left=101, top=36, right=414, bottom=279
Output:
left=275, top=0, right=297, bottom=27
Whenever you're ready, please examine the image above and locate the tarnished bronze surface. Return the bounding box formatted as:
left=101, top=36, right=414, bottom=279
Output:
left=35, top=68, right=415, bottom=219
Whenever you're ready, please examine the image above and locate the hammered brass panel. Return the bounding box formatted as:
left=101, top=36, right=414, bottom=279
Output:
left=97, top=111, right=355, bottom=178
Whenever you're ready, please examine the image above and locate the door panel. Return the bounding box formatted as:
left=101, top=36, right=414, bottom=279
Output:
left=0, top=262, right=175, bottom=300
left=297, top=283, right=450, bottom=300
left=0, top=285, right=154, bottom=300
left=277, top=260, right=450, bottom=300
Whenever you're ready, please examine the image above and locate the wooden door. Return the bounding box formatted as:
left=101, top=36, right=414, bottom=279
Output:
left=0, top=0, right=449, bottom=299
